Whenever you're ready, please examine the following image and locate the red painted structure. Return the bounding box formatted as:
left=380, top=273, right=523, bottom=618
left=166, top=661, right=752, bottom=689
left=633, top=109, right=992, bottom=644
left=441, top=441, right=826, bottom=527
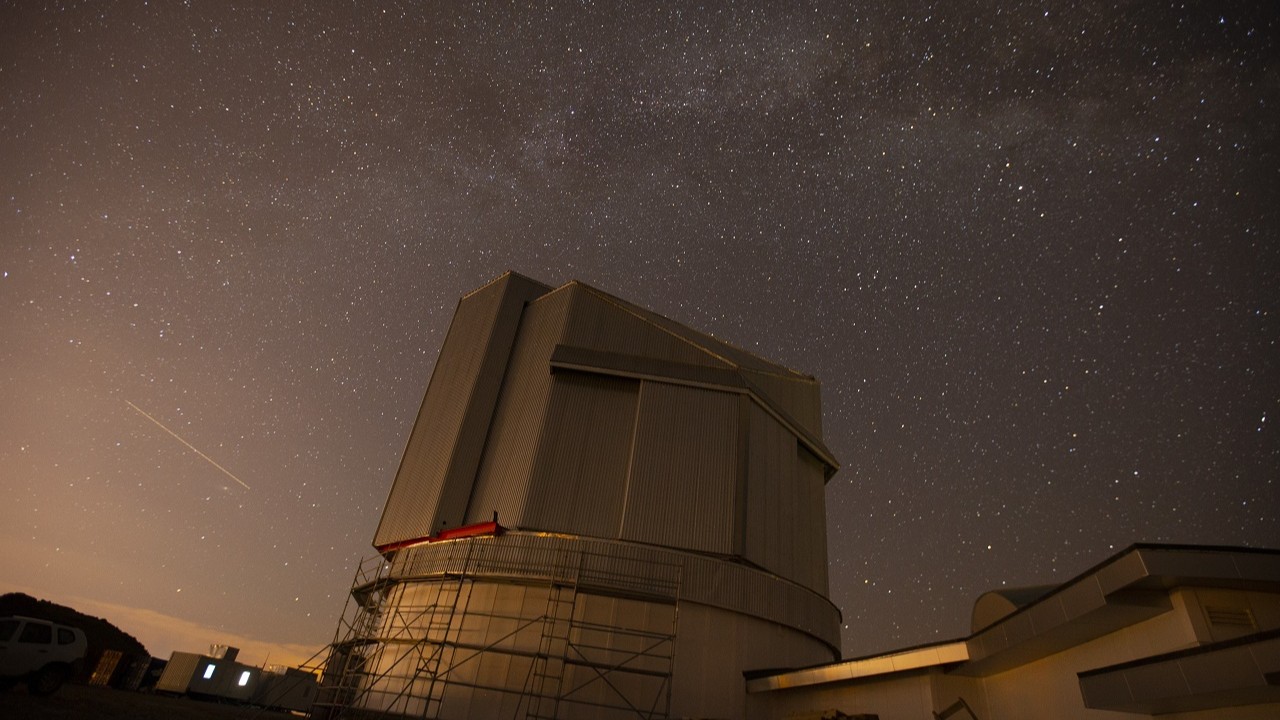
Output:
left=374, top=520, right=503, bottom=554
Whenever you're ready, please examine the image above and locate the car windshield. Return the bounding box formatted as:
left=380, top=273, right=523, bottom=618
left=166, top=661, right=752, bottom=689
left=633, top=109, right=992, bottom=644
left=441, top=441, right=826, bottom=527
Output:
left=0, top=619, right=17, bottom=642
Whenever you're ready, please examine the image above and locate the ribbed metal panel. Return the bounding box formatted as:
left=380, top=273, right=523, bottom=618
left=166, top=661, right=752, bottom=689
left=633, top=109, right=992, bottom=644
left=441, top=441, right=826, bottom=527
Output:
left=570, top=282, right=836, bottom=476
left=621, top=382, right=738, bottom=555
left=562, top=285, right=733, bottom=370
left=796, top=445, right=829, bottom=594
left=745, top=403, right=793, bottom=584
left=549, top=344, right=746, bottom=392
left=380, top=275, right=836, bottom=548
left=523, top=371, right=639, bottom=538
left=374, top=274, right=551, bottom=546
left=465, top=288, right=573, bottom=526
left=740, top=367, right=823, bottom=438
left=435, top=273, right=551, bottom=532
left=155, top=652, right=201, bottom=693
left=742, top=405, right=829, bottom=594
left=739, top=373, right=837, bottom=474
left=374, top=279, right=508, bottom=546
left=733, top=394, right=751, bottom=556
left=586, top=285, right=809, bottom=380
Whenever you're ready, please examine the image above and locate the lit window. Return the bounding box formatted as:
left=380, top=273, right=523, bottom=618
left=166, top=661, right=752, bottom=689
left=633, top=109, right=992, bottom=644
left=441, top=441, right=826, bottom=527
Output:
left=238, top=670, right=251, bottom=687
left=203, top=664, right=215, bottom=679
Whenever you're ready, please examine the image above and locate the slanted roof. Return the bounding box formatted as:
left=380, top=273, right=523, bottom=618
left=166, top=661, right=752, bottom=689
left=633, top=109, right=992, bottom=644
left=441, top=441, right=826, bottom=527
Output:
left=1079, top=627, right=1280, bottom=713
left=959, top=544, right=1280, bottom=675
left=745, top=639, right=969, bottom=692
left=747, top=544, right=1280, bottom=691
left=576, top=282, right=815, bottom=381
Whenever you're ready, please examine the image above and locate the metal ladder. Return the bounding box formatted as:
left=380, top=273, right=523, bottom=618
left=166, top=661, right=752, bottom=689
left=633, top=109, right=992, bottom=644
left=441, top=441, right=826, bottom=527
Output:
left=525, top=579, right=579, bottom=719
left=413, top=572, right=465, bottom=717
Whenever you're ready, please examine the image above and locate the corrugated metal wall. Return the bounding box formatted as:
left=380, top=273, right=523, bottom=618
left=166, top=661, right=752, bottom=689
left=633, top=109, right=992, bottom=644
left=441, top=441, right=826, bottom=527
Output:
left=464, top=287, right=573, bottom=526
left=374, top=274, right=549, bottom=546
left=743, top=404, right=829, bottom=594
left=741, top=367, right=824, bottom=438
left=745, top=403, right=793, bottom=584
left=573, top=283, right=828, bottom=472
left=588, top=284, right=835, bottom=463
left=156, top=652, right=201, bottom=693
left=562, top=285, right=734, bottom=371
left=591, top=286, right=808, bottom=378
left=435, top=274, right=550, bottom=532
left=796, top=446, right=829, bottom=593
left=522, top=371, right=639, bottom=538
left=374, top=279, right=507, bottom=546
left=374, top=272, right=835, bottom=601
left=621, top=382, right=739, bottom=554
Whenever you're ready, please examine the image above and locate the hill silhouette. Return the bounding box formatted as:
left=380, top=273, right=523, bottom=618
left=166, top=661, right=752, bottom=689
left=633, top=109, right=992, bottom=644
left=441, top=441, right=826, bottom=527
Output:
left=0, top=592, right=149, bottom=663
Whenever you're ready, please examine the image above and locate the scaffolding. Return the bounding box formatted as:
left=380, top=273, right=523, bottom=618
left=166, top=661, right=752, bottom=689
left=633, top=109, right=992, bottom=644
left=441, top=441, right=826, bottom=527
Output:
left=313, top=535, right=681, bottom=720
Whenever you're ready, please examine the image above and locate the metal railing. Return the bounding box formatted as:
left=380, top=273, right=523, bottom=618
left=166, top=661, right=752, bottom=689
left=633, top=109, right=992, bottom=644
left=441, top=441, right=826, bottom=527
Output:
left=313, top=533, right=681, bottom=720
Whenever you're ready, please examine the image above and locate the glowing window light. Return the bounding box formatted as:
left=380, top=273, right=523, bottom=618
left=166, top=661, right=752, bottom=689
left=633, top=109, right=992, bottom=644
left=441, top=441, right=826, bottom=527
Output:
left=238, top=670, right=251, bottom=687
left=203, top=664, right=215, bottom=679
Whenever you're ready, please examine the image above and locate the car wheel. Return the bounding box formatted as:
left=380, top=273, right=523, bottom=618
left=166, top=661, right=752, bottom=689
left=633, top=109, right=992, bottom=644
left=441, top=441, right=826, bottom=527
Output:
left=28, top=664, right=67, bottom=696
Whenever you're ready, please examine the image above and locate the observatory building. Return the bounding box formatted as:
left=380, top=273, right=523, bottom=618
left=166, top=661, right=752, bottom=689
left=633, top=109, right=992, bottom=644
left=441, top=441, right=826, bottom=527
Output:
left=316, top=272, right=1280, bottom=719
left=316, top=272, right=841, bottom=719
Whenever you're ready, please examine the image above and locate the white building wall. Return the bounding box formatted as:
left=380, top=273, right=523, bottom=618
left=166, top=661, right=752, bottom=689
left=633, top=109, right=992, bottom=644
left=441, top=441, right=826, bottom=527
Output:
left=979, top=594, right=1206, bottom=719
left=749, top=670, right=944, bottom=720
left=674, top=602, right=845, bottom=718
left=750, top=587, right=1280, bottom=719
left=349, top=575, right=834, bottom=720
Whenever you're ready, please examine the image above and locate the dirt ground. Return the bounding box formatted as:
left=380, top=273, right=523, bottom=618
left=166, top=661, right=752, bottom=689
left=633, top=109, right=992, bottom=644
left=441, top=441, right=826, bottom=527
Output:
left=0, top=682, right=302, bottom=720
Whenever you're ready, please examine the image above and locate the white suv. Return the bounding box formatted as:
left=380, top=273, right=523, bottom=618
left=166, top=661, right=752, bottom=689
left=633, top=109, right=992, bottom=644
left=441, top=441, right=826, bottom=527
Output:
left=0, top=616, right=88, bottom=696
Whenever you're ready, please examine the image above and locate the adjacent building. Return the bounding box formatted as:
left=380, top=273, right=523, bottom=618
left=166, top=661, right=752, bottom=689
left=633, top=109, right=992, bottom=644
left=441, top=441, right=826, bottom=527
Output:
left=155, top=644, right=317, bottom=713
left=748, top=544, right=1280, bottom=719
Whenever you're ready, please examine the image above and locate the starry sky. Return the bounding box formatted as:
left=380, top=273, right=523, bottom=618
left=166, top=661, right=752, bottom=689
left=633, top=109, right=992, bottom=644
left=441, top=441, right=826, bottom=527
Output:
left=1, top=2, right=1276, bottom=667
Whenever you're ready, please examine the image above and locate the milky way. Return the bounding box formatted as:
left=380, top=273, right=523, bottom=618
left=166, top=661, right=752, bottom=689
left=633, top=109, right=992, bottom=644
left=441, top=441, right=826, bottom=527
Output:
left=1, top=2, right=1275, bottom=663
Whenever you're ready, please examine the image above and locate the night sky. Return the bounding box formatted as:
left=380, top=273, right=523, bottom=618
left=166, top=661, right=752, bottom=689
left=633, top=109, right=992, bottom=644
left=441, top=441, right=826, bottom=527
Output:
left=2, top=2, right=1276, bottom=667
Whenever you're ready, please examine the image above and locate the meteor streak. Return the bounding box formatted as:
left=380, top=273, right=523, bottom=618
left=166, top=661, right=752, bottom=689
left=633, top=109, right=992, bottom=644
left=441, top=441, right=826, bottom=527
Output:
left=126, top=400, right=251, bottom=490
